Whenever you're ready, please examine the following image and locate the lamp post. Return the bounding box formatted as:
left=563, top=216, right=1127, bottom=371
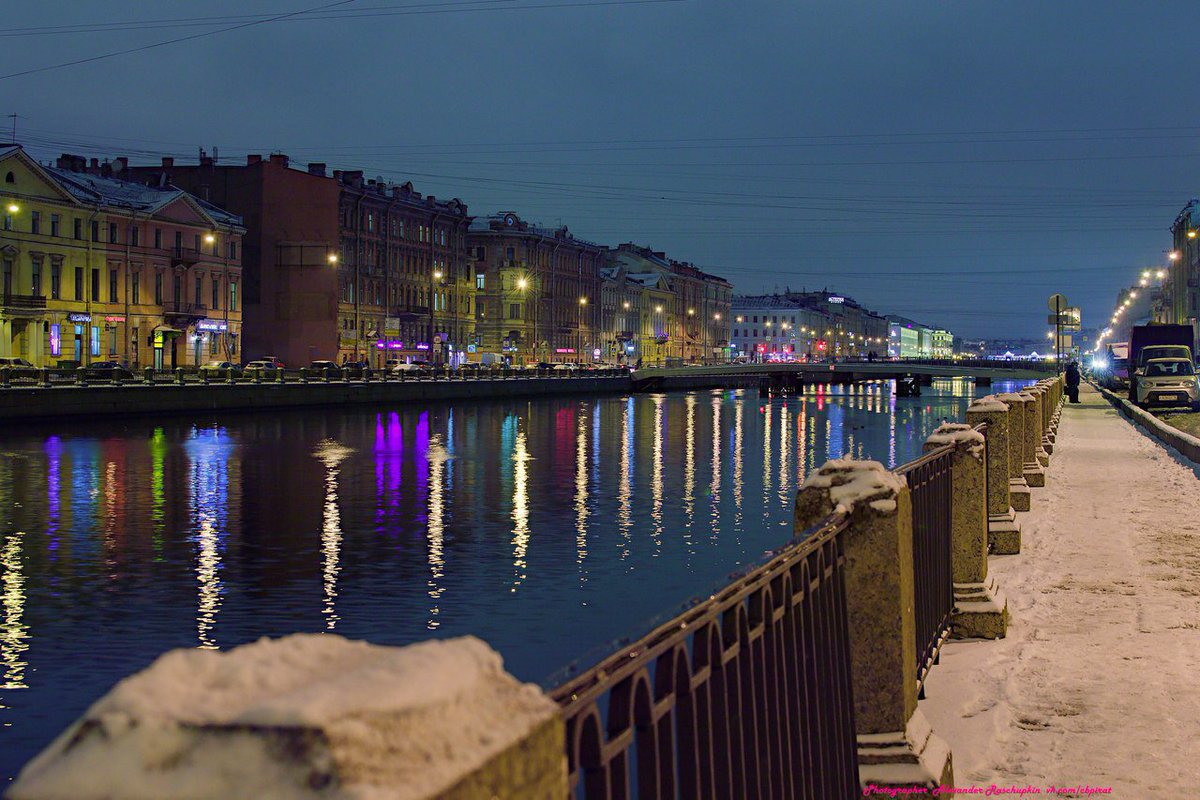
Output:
left=578, top=296, right=588, bottom=363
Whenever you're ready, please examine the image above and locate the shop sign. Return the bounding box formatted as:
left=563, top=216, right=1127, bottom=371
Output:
left=50, top=324, right=61, bottom=356
left=196, top=319, right=228, bottom=332
left=415, top=342, right=431, bottom=351
left=68, top=313, right=91, bottom=323
left=555, top=347, right=576, bottom=354
left=828, top=296, right=845, bottom=304
left=375, top=340, right=404, bottom=350
left=104, top=315, right=126, bottom=323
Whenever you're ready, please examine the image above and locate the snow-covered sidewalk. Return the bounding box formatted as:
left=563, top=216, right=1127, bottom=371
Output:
left=921, top=382, right=1200, bottom=797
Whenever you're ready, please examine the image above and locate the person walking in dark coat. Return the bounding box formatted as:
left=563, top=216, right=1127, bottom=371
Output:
left=1065, top=360, right=1081, bottom=403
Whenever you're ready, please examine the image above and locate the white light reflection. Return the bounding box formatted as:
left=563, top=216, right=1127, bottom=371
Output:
left=426, top=433, right=450, bottom=625
left=511, top=429, right=531, bottom=590
left=683, top=394, right=696, bottom=553
left=574, top=409, right=589, bottom=568
left=778, top=402, right=790, bottom=506
left=651, top=395, right=665, bottom=553
left=733, top=393, right=744, bottom=521
left=617, top=399, right=633, bottom=560
left=186, top=429, right=231, bottom=650
left=762, top=397, right=773, bottom=506
left=709, top=393, right=722, bottom=543
left=313, top=440, right=353, bottom=630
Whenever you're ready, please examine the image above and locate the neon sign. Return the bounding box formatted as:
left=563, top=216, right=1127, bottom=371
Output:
left=196, top=319, right=228, bottom=332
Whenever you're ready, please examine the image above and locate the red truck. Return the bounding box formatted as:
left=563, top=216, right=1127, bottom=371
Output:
left=1128, top=324, right=1195, bottom=401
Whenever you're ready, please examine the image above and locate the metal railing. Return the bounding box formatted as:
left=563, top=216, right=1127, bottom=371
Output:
left=1, top=293, right=47, bottom=310
left=549, top=515, right=859, bottom=800
left=896, top=445, right=954, bottom=696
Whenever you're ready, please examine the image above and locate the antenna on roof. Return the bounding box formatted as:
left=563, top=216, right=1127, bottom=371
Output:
left=7, top=113, right=19, bottom=143
left=213, top=146, right=218, bottom=164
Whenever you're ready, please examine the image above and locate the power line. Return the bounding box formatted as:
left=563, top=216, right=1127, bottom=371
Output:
left=0, top=0, right=362, bottom=81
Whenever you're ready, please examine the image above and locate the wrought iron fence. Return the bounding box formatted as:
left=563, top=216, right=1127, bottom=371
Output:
left=550, top=515, right=859, bottom=800
left=896, top=445, right=954, bottom=697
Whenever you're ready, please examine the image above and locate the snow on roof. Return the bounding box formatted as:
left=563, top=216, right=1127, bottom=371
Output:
left=11, top=634, right=557, bottom=800
left=800, top=458, right=907, bottom=515
left=42, top=166, right=242, bottom=227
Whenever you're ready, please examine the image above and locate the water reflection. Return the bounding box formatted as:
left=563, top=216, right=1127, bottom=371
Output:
left=0, top=380, right=1032, bottom=779
left=314, top=440, right=352, bottom=631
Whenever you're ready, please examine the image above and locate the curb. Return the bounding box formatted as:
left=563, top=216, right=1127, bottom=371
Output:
left=1093, top=382, right=1200, bottom=465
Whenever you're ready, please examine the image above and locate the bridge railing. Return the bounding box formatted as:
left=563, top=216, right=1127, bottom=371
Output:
left=548, top=514, right=860, bottom=800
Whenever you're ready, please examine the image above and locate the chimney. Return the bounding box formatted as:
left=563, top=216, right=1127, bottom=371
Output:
left=307, top=162, right=326, bottom=177
left=89, top=158, right=99, bottom=172
left=247, top=154, right=262, bottom=165
left=112, top=157, right=128, bottom=174
left=269, top=153, right=289, bottom=168
left=200, top=155, right=214, bottom=168
left=161, top=157, right=174, bottom=168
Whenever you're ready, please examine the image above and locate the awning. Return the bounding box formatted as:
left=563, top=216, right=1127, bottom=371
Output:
left=152, top=325, right=184, bottom=337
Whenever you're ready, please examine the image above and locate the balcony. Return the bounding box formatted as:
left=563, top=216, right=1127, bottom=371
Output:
left=1, top=294, right=47, bottom=315
left=163, top=301, right=208, bottom=319
left=171, top=247, right=203, bottom=268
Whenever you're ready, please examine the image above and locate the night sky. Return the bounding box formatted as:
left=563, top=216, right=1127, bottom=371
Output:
left=3, top=0, right=1198, bottom=339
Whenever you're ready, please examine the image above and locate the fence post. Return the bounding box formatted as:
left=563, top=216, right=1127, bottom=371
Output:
left=76, top=366, right=87, bottom=386
left=966, top=396, right=1021, bottom=554
left=1015, top=391, right=1046, bottom=487
left=41, top=368, right=52, bottom=388
left=1028, top=385, right=1051, bottom=466
left=0, top=367, right=9, bottom=387
left=144, top=367, right=154, bottom=385
left=795, top=459, right=953, bottom=794
left=7, top=635, right=567, bottom=800
left=924, top=425, right=1009, bottom=639
left=175, top=367, right=185, bottom=385
left=995, top=393, right=1032, bottom=512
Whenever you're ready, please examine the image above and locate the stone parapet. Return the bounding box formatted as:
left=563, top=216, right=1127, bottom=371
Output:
left=997, top=393, right=1032, bottom=512
left=965, top=395, right=1021, bottom=554
left=796, top=459, right=954, bottom=793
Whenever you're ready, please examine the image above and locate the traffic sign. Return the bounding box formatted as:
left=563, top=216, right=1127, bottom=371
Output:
left=1047, top=293, right=1068, bottom=312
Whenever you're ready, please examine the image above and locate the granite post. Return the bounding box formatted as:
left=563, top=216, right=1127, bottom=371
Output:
left=996, top=393, right=1032, bottom=511
left=795, top=459, right=953, bottom=793
left=966, top=396, right=1021, bottom=554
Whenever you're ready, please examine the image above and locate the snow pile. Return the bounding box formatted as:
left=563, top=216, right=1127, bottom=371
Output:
left=920, top=383, right=1200, bottom=796
left=967, top=395, right=1008, bottom=414
left=996, top=392, right=1025, bottom=404
left=926, top=422, right=985, bottom=461
left=800, top=458, right=907, bottom=514
left=9, top=634, right=558, bottom=800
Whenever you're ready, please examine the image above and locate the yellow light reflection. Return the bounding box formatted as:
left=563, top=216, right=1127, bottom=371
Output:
left=762, top=398, right=773, bottom=502
left=683, top=394, right=696, bottom=548
left=426, top=434, right=449, bottom=625
left=314, top=440, right=353, bottom=631
left=778, top=402, right=790, bottom=504
left=0, top=529, right=29, bottom=698
left=511, top=429, right=531, bottom=589
left=709, top=393, right=722, bottom=542
left=195, top=515, right=220, bottom=650
left=733, top=394, right=744, bottom=518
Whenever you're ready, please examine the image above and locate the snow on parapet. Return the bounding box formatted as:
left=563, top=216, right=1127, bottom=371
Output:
left=926, top=423, right=985, bottom=461
left=10, top=634, right=558, bottom=800
left=997, top=392, right=1026, bottom=403
left=800, top=458, right=906, bottom=515
left=967, top=395, right=1008, bottom=413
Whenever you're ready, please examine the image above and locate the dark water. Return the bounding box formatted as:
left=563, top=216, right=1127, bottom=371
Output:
left=0, top=378, right=1031, bottom=780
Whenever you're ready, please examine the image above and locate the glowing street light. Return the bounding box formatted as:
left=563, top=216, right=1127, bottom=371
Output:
left=578, top=297, right=587, bottom=306
left=434, top=270, right=444, bottom=280
left=204, top=233, right=216, bottom=244
left=1189, top=230, right=1197, bottom=239
left=517, top=277, right=528, bottom=289
left=1169, top=250, right=1181, bottom=261
left=622, top=301, right=630, bottom=310
left=327, top=253, right=338, bottom=265
left=5, top=202, right=18, bottom=213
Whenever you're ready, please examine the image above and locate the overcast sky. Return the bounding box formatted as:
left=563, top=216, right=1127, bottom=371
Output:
left=3, top=0, right=1198, bottom=339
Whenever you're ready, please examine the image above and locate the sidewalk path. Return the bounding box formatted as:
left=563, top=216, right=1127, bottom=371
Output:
left=921, top=382, right=1200, bottom=796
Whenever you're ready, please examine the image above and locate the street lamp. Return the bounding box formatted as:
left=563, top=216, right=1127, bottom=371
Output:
left=517, top=277, right=527, bottom=289
left=327, top=253, right=338, bottom=264
left=6, top=202, right=18, bottom=213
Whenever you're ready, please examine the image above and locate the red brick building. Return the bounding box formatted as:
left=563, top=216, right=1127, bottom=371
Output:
left=124, top=154, right=340, bottom=367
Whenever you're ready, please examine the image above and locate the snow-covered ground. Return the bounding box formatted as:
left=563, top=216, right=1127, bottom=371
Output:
left=921, top=382, right=1200, bottom=796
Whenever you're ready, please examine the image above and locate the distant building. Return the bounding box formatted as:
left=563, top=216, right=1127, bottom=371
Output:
left=0, top=146, right=244, bottom=369
left=730, top=291, right=888, bottom=361
left=1158, top=199, right=1199, bottom=355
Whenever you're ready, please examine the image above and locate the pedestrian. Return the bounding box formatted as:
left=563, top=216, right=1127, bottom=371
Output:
left=1065, top=360, right=1081, bottom=403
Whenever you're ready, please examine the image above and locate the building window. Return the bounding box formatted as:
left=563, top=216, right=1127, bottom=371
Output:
left=3, top=172, right=12, bottom=184
left=195, top=276, right=202, bottom=306
left=91, top=269, right=100, bottom=301
left=30, top=211, right=40, bottom=234
left=50, top=214, right=60, bottom=237
left=209, top=335, right=218, bottom=355
left=131, top=272, right=139, bottom=304
left=175, top=231, right=182, bottom=254
left=74, top=218, right=82, bottom=239
left=476, top=273, right=485, bottom=290
left=108, top=223, right=118, bottom=244
left=229, top=282, right=237, bottom=312
left=91, top=221, right=100, bottom=242
left=212, top=276, right=219, bottom=310
left=509, top=303, right=522, bottom=320
left=1, top=259, right=10, bottom=297
left=154, top=272, right=163, bottom=305
left=109, top=328, right=117, bottom=356
left=109, top=269, right=118, bottom=303
left=211, top=236, right=219, bottom=257
left=228, top=241, right=236, bottom=260
left=2, top=215, right=9, bottom=230
left=90, top=326, right=100, bottom=357
left=50, top=324, right=60, bottom=356
left=155, top=228, right=162, bottom=249
left=74, top=267, right=83, bottom=300
left=31, top=258, right=41, bottom=297
left=505, top=246, right=514, bottom=261
left=131, top=226, right=140, bottom=247
left=51, top=262, right=60, bottom=299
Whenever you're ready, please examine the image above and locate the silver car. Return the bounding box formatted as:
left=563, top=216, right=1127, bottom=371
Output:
left=1135, top=358, right=1200, bottom=409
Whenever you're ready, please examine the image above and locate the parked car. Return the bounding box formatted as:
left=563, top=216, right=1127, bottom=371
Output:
left=261, top=355, right=286, bottom=368
left=198, top=360, right=243, bottom=378
left=83, top=361, right=134, bottom=380
left=243, top=360, right=279, bottom=375
left=391, top=360, right=432, bottom=374
left=0, top=357, right=38, bottom=379
left=1134, top=358, right=1200, bottom=409
left=552, top=362, right=577, bottom=371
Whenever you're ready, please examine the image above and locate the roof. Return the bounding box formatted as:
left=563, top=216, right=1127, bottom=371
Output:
left=43, top=166, right=243, bottom=227
left=469, top=212, right=601, bottom=248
